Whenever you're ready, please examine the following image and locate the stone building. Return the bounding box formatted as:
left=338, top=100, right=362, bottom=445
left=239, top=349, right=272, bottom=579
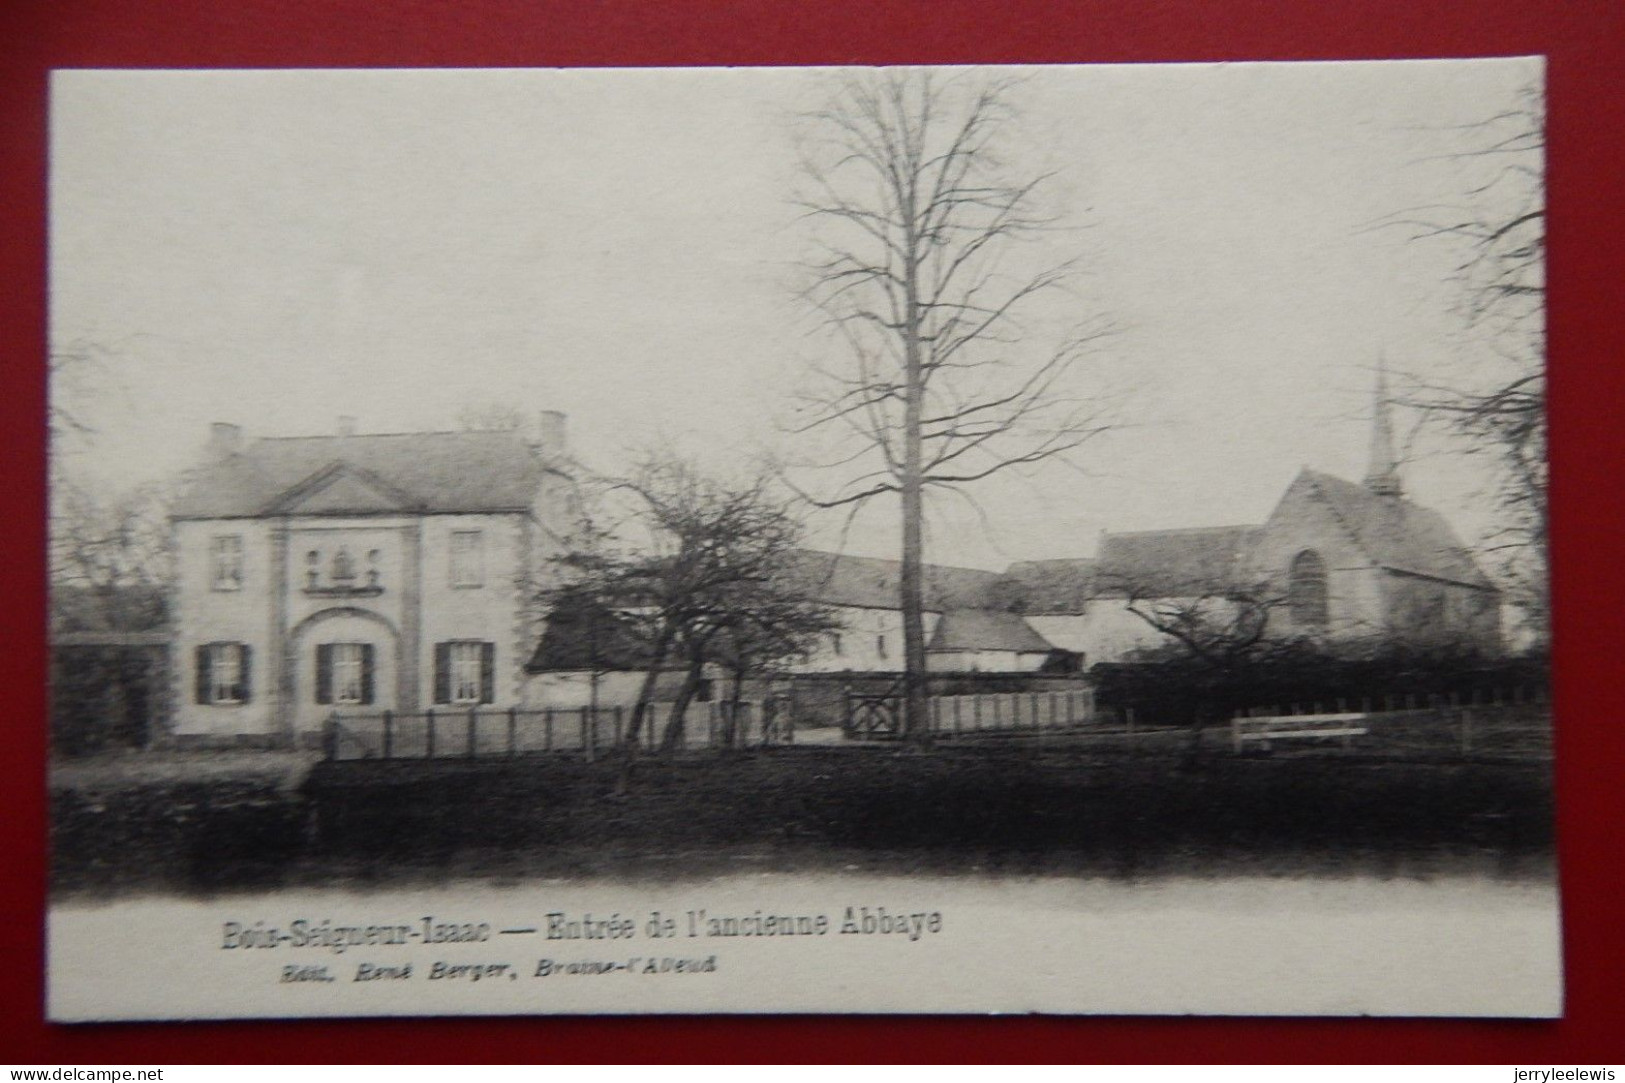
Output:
left=1003, top=372, right=1502, bottom=662
left=166, top=414, right=578, bottom=745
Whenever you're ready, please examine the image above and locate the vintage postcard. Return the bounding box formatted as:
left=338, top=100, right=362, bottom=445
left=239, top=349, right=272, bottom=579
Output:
left=46, top=60, right=1556, bottom=1020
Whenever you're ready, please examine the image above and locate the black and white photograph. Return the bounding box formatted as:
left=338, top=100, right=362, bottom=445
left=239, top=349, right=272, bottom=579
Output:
left=46, top=60, right=1556, bottom=1019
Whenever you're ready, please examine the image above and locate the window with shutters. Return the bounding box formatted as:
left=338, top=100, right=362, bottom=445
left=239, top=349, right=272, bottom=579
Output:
left=434, top=640, right=494, bottom=705
left=450, top=530, right=484, bottom=588
left=315, top=642, right=375, bottom=705
left=331, top=642, right=366, bottom=705
left=196, top=642, right=250, bottom=705
left=450, top=641, right=483, bottom=703
left=211, top=535, right=243, bottom=591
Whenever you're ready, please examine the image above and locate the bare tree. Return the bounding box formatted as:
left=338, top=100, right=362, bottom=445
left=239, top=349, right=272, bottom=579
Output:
left=48, top=339, right=176, bottom=628
left=1389, top=84, right=1547, bottom=641
left=1113, top=579, right=1298, bottom=761
left=788, top=69, right=1116, bottom=741
left=709, top=577, right=841, bottom=745
left=50, top=480, right=174, bottom=630
left=552, top=453, right=825, bottom=754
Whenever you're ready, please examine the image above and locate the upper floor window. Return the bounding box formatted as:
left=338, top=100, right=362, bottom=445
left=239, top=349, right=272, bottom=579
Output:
left=831, top=633, right=844, bottom=657
left=1288, top=549, right=1329, bottom=627
left=195, top=642, right=251, bottom=705
left=450, top=530, right=484, bottom=588
left=211, top=535, right=243, bottom=591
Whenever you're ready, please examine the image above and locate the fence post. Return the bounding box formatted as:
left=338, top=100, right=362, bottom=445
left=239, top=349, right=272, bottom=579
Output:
left=1460, top=709, right=1474, bottom=757
left=544, top=707, right=554, bottom=752
left=467, top=705, right=478, bottom=760
left=1030, top=692, right=1039, bottom=729
left=974, top=694, right=983, bottom=731
left=614, top=706, right=624, bottom=748
left=323, top=712, right=339, bottom=761
left=1231, top=714, right=1242, bottom=755
left=382, top=709, right=394, bottom=760
left=582, top=706, right=595, bottom=762
left=425, top=708, right=436, bottom=759
left=507, top=707, right=518, bottom=757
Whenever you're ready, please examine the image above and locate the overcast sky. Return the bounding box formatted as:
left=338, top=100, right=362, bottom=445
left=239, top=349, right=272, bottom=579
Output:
left=49, top=59, right=1541, bottom=569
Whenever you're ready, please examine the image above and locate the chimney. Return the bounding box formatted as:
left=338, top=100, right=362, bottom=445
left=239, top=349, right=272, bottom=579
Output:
left=535, top=410, right=568, bottom=460
left=336, top=416, right=358, bottom=437
left=207, top=422, right=243, bottom=460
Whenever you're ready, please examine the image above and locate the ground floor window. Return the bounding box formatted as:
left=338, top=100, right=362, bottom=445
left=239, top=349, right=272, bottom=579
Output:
left=435, top=640, right=494, bottom=705
left=195, top=642, right=251, bottom=705
left=316, top=642, right=375, bottom=705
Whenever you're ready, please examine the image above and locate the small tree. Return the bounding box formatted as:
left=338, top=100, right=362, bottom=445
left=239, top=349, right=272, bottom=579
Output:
left=788, top=69, right=1118, bottom=742
left=552, top=454, right=827, bottom=753
left=709, top=579, right=841, bottom=745
left=1112, top=580, right=1294, bottom=759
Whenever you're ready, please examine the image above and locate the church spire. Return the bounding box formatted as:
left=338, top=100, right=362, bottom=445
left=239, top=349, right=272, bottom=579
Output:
left=1364, top=355, right=1402, bottom=498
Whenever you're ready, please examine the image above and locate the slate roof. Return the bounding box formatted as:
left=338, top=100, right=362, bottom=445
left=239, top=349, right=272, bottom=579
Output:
left=1091, top=525, right=1258, bottom=598
left=1001, top=558, right=1097, bottom=614
left=782, top=550, right=1003, bottom=611
left=1297, top=469, right=1494, bottom=590
left=927, top=609, right=1054, bottom=654
left=171, top=431, right=548, bottom=519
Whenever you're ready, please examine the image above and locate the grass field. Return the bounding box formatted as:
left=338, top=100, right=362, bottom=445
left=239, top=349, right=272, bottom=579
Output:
left=50, top=733, right=1555, bottom=899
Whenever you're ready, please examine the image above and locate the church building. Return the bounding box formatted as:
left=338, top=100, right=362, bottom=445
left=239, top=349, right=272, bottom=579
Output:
left=798, top=371, right=1502, bottom=673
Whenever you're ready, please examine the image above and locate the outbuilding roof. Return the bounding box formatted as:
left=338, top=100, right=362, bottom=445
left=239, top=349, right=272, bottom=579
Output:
left=926, top=609, right=1055, bottom=654
left=782, top=549, right=1003, bottom=611
left=1092, top=525, right=1258, bottom=598
left=171, top=430, right=549, bottom=519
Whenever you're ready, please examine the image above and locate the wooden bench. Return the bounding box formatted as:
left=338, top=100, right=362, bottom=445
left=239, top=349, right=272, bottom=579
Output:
left=1231, top=712, right=1369, bottom=753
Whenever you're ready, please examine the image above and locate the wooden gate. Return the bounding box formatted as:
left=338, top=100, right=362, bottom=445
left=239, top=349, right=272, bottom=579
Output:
left=843, top=683, right=904, bottom=741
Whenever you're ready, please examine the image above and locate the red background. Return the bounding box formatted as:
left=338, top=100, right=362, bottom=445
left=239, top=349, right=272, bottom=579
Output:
left=3, top=0, right=1622, bottom=1064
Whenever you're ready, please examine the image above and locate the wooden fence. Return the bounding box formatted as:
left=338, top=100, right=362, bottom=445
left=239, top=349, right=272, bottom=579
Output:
left=325, top=699, right=789, bottom=762
left=845, top=687, right=1097, bottom=740
left=1232, top=690, right=1551, bottom=762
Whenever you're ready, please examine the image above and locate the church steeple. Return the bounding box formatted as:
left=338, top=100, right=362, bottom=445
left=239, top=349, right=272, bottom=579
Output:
left=1364, top=356, right=1403, bottom=498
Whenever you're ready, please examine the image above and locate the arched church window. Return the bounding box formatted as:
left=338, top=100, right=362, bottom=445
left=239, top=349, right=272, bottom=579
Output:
left=1288, top=550, right=1329, bottom=627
